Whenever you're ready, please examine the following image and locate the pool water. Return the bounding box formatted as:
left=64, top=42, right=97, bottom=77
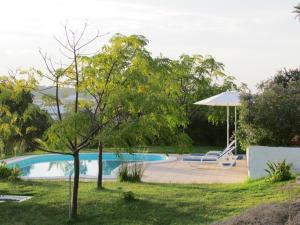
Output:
left=8, top=153, right=166, bottom=178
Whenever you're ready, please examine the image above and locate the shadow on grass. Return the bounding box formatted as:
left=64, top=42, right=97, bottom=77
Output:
left=0, top=200, right=71, bottom=225
left=1, top=180, right=291, bottom=225
left=132, top=181, right=232, bottom=192
left=77, top=198, right=214, bottom=225
left=0, top=189, right=281, bottom=225
left=0, top=191, right=225, bottom=225
left=10, top=179, right=63, bottom=188
left=0, top=180, right=67, bottom=198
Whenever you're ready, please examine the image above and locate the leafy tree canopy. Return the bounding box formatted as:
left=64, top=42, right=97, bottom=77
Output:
left=42, top=34, right=191, bottom=150
left=239, top=68, right=300, bottom=149
left=0, top=75, right=52, bottom=155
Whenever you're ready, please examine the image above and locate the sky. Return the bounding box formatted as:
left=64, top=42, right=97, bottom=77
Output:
left=1, top=0, right=300, bottom=90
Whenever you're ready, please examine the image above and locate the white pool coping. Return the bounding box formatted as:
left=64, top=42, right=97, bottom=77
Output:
left=3, top=153, right=177, bottom=180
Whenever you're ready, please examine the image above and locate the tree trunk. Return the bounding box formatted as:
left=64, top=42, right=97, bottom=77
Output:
left=97, top=141, right=103, bottom=189
left=71, top=152, right=80, bottom=218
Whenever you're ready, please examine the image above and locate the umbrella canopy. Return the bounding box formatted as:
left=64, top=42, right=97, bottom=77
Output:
left=194, top=91, right=241, bottom=153
left=194, top=91, right=241, bottom=106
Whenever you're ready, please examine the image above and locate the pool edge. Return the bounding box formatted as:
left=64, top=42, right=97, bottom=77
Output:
left=2, top=153, right=177, bottom=180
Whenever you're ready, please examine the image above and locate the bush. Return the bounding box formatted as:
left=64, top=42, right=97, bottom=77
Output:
left=265, top=160, right=292, bottom=182
left=118, top=161, right=144, bottom=182
left=118, top=162, right=129, bottom=182
left=8, top=167, right=21, bottom=181
left=0, top=162, right=12, bottom=179
left=0, top=162, right=21, bottom=181
left=122, top=191, right=135, bottom=202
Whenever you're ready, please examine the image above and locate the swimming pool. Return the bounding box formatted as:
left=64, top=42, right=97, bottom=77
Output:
left=7, top=153, right=169, bottom=179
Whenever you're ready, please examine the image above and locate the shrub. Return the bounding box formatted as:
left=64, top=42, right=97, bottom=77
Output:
left=8, top=167, right=21, bottom=181
left=118, top=161, right=144, bottom=182
left=0, top=162, right=21, bottom=181
left=265, top=160, right=292, bottom=182
left=118, top=162, right=129, bottom=182
left=0, top=162, right=12, bottom=179
left=122, top=191, right=135, bottom=202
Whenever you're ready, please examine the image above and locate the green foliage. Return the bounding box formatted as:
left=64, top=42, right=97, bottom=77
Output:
left=122, top=191, right=135, bottom=202
left=0, top=76, right=52, bottom=155
left=171, top=54, right=238, bottom=146
left=118, top=161, right=144, bottom=182
left=44, top=111, right=94, bottom=151
left=0, top=162, right=21, bottom=180
left=41, top=34, right=193, bottom=152
left=86, top=37, right=238, bottom=148
left=118, top=162, right=129, bottom=182
left=80, top=34, right=191, bottom=148
left=272, top=68, right=300, bottom=87
left=7, top=167, right=21, bottom=182
left=0, top=139, right=4, bottom=159
left=0, top=162, right=12, bottom=179
left=41, top=33, right=238, bottom=152
left=265, top=160, right=293, bottom=182
left=239, top=68, right=300, bottom=150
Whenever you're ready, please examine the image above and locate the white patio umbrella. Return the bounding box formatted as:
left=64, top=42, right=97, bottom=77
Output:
left=194, top=91, right=241, bottom=153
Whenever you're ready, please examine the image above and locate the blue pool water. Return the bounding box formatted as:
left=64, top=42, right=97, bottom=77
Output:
left=8, top=153, right=166, bottom=178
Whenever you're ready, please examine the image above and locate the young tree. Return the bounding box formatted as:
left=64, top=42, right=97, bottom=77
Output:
left=36, top=24, right=103, bottom=218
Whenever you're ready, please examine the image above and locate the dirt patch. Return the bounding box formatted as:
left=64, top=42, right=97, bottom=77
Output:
left=212, top=201, right=300, bottom=225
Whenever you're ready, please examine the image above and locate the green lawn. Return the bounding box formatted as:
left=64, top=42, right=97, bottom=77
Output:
left=0, top=179, right=298, bottom=225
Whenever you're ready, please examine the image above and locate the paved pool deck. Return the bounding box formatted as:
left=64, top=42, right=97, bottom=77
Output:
left=142, top=154, right=248, bottom=184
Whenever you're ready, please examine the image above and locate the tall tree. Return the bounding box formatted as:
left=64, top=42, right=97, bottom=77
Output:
left=171, top=55, right=237, bottom=146
left=239, top=68, right=300, bottom=149
left=36, top=27, right=189, bottom=217
left=81, top=34, right=189, bottom=188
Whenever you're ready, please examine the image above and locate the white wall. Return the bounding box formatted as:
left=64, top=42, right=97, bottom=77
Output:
left=247, top=146, right=300, bottom=179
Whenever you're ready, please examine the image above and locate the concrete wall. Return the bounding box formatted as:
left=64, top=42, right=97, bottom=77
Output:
left=247, top=146, right=300, bottom=179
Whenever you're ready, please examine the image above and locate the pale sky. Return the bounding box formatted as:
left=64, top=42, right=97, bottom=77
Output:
left=1, top=0, right=300, bottom=89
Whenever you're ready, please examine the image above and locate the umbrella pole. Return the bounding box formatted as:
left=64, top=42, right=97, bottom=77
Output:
left=227, top=105, right=229, bottom=146
left=235, top=106, right=237, bottom=155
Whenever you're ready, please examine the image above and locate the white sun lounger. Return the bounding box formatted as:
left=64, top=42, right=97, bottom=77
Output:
left=183, top=141, right=236, bottom=166
left=0, top=195, right=32, bottom=202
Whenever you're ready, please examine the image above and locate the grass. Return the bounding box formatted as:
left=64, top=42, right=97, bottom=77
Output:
left=0, top=179, right=298, bottom=225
